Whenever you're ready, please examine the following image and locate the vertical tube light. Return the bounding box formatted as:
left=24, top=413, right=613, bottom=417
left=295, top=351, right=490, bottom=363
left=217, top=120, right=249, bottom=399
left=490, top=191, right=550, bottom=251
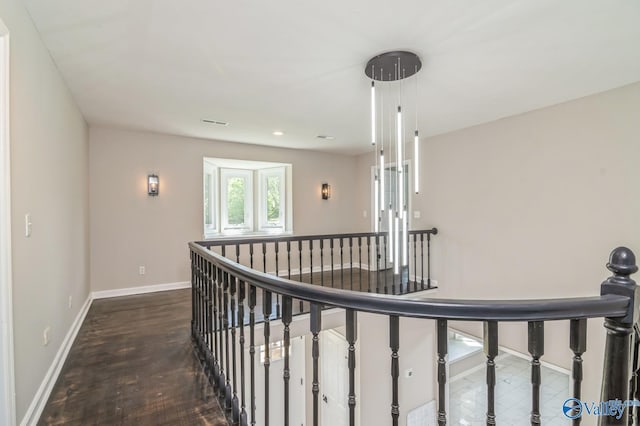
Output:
left=397, top=106, right=404, bottom=220
left=414, top=130, right=419, bottom=194
left=394, top=214, right=400, bottom=274
left=371, top=82, right=376, bottom=146
left=374, top=176, right=379, bottom=233
left=388, top=208, right=394, bottom=260
left=380, top=150, right=385, bottom=212
left=402, top=210, right=408, bottom=266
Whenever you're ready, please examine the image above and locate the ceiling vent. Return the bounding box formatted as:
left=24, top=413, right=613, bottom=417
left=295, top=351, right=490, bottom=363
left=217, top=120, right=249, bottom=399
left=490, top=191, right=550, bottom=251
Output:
left=202, top=119, right=229, bottom=126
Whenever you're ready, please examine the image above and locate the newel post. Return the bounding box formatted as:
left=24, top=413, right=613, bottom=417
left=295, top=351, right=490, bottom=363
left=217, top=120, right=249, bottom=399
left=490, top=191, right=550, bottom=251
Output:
left=599, top=247, right=638, bottom=426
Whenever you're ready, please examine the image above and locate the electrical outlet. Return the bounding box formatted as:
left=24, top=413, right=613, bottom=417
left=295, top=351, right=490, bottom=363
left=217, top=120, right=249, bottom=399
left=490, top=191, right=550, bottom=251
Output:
left=405, top=368, right=413, bottom=378
left=139, top=266, right=146, bottom=275
left=43, top=326, right=51, bottom=346
left=68, top=295, right=73, bottom=309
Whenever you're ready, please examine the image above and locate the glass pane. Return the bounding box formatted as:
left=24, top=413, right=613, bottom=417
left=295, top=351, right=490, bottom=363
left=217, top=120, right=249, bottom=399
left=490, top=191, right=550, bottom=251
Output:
left=227, top=177, right=245, bottom=225
left=266, top=175, right=280, bottom=223
left=204, top=173, right=212, bottom=225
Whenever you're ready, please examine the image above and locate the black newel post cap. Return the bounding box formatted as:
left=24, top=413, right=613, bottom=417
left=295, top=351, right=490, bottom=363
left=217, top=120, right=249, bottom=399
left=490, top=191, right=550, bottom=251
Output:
left=607, top=247, right=638, bottom=276
left=602, top=247, right=638, bottom=325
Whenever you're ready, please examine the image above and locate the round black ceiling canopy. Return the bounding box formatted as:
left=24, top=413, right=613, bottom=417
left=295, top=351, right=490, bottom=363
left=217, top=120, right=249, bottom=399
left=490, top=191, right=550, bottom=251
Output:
left=365, top=51, right=422, bottom=82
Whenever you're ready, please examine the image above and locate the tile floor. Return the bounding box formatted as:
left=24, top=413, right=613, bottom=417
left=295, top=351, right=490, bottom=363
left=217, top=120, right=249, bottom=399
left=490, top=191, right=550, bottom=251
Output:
left=449, top=353, right=570, bottom=425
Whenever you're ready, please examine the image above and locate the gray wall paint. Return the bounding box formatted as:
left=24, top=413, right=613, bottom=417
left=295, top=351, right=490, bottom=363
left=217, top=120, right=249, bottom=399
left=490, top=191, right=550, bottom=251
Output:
left=0, top=0, right=90, bottom=421
left=89, top=126, right=363, bottom=292
left=356, top=81, right=640, bottom=415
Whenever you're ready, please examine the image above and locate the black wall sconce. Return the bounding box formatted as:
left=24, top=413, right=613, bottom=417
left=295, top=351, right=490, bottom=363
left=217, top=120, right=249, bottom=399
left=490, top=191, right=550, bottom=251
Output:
left=148, top=174, right=159, bottom=196
left=321, top=183, right=330, bottom=200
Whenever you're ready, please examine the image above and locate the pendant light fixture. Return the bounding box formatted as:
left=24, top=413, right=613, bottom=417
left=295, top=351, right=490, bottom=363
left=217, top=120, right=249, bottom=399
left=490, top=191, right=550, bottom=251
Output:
left=365, top=51, right=422, bottom=276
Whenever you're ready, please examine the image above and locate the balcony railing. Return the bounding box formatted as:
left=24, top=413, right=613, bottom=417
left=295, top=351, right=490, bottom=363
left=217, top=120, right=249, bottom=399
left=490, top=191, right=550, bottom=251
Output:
left=189, top=230, right=639, bottom=426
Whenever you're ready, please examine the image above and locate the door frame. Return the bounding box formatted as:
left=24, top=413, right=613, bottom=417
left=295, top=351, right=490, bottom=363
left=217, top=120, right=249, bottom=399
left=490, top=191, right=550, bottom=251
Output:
left=0, top=17, right=16, bottom=426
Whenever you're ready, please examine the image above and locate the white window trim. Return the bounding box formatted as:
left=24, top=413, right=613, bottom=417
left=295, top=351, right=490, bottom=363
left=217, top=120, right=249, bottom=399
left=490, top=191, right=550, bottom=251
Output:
left=220, top=168, right=254, bottom=233
left=258, top=167, right=286, bottom=232
left=203, top=161, right=218, bottom=235
left=203, top=158, right=293, bottom=238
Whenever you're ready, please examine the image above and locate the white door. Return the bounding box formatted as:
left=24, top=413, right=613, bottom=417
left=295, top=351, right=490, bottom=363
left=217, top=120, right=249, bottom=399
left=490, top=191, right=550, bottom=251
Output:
left=320, top=330, right=349, bottom=426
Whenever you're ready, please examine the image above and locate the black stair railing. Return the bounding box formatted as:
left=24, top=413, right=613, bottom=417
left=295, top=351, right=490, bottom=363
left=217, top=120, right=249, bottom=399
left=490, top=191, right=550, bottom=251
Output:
left=190, top=236, right=638, bottom=426
left=195, top=228, right=438, bottom=299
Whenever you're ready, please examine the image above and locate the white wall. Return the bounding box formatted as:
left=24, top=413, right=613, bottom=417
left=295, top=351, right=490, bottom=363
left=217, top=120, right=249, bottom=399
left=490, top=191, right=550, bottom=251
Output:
left=89, top=126, right=362, bottom=292
left=0, top=0, right=90, bottom=422
left=356, top=81, right=640, bottom=415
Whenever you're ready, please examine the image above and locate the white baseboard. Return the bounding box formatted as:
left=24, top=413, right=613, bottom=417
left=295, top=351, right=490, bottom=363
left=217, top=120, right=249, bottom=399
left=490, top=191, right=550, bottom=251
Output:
left=92, top=281, right=190, bottom=300
left=20, top=294, right=92, bottom=426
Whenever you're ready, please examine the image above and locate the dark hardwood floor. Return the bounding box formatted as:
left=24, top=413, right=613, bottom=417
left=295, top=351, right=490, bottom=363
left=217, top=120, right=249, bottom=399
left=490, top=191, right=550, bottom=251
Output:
left=39, top=289, right=227, bottom=426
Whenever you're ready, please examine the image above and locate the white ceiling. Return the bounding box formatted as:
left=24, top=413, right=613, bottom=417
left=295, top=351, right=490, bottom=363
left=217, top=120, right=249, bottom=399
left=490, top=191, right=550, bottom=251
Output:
left=23, top=0, right=640, bottom=155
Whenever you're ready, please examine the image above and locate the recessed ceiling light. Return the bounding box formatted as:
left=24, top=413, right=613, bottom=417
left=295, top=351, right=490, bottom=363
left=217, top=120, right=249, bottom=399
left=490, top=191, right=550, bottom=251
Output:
left=272, top=131, right=284, bottom=136
left=201, top=119, right=229, bottom=126
left=317, top=135, right=335, bottom=140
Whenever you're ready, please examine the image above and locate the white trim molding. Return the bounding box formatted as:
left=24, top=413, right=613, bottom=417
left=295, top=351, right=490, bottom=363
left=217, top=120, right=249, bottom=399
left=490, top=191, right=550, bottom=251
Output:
left=0, top=19, right=16, bottom=426
left=92, top=281, right=190, bottom=300
left=19, top=295, right=92, bottom=426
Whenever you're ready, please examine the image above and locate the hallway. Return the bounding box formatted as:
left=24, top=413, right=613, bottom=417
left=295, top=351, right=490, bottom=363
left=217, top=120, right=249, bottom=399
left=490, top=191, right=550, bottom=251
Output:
left=39, top=290, right=227, bottom=425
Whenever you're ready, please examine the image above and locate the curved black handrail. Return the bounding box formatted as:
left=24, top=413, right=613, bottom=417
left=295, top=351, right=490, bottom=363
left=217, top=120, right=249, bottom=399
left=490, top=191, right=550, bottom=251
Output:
left=190, top=241, right=630, bottom=322
left=194, top=228, right=438, bottom=248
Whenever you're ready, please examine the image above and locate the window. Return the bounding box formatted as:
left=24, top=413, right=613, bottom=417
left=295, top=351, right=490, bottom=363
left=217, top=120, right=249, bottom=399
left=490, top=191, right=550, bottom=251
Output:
left=203, top=158, right=292, bottom=237
left=258, top=167, right=285, bottom=231
left=220, top=168, right=253, bottom=232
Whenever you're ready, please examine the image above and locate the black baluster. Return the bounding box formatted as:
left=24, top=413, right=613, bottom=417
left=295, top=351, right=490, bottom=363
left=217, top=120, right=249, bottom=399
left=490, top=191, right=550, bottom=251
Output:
left=330, top=239, right=335, bottom=288
left=367, top=236, right=372, bottom=292
left=262, top=242, right=267, bottom=274
left=384, top=233, right=389, bottom=294
left=420, top=233, right=425, bottom=290
left=427, top=232, right=432, bottom=288
left=358, top=237, right=362, bottom=292
left=236, top=243, right=240, bottom=263
left=375, top=234, right=380, bottom=293
left=282, top=296, right=293, bottom=426
left=570, top=318, right=586, bottom=425
left=630, top=332, right=640, bottom=426
left=275, top=242, right=280, bottom=318
left=528, top=321, right=544, bottom=425
left=390, top=315, right=400, bottom=426
left=413, top=234, right=417, bottom=292
left=484, top=320, right=498, bottom=425
left=299, top=241, right=304, bottom=312
left=230, top=276, right=240, bottom=425
left=287, top=241, right=291, bottom=280
left=263, top=290, right=272, bottom=426
left=213, top=266, right=220, bottom=387
left=190, top=251, right=196, bottom=338
left=218, top=268, right=226, bottom=396
left=250, top=243, right=254, bottom=270
left=437, top=319, right=447, bottom=426
left=224, top=272, right=232, bottom=411
left=600, top=247, right=638, bottom=426
left=346, top=310, right=357, bottom=426
left=340, top=238, right=344, bottom=289
left=309, top=239, right=314, bottom=286
left=320, top=239, right=324, bottom=288
left=249, top=285, right=257, bottom=426
left=238, top=280, right=248, bottom=426
left=311, top=303, right=322, bottom=426
left=349, top=237, right=353, bottom=290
